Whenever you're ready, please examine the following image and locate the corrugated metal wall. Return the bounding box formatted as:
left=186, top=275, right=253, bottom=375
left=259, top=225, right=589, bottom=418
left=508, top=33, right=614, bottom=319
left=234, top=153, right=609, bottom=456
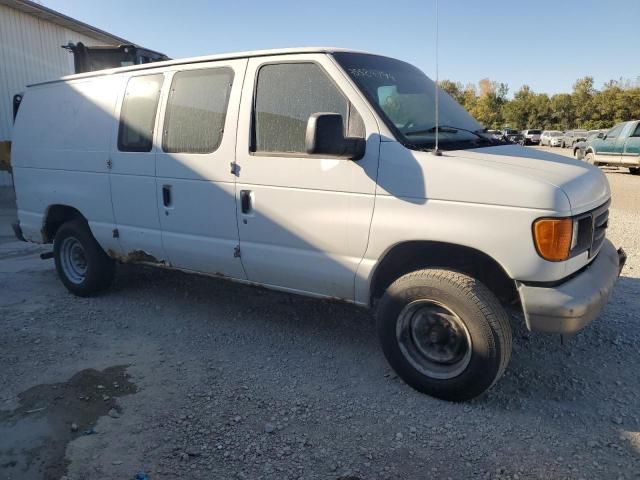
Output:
left=0, top=3, right=117, bottom=185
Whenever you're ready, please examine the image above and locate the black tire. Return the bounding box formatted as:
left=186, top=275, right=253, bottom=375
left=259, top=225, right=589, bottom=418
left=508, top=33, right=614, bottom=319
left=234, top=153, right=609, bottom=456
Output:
left=561, top=141, right=566, bottom=148
left=629, top=167, right=640, bottom=175
left=54, top=219, right=115, bottom=296
left=376, top=269, right=512, bottom=402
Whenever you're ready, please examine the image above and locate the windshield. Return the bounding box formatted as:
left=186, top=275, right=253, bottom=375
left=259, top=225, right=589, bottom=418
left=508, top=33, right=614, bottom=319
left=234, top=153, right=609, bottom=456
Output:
left=332, top=52, right=496, bottom=150
left=528, top=130, right=541, bottom=134
left=550, top=132, right=563, bottom=137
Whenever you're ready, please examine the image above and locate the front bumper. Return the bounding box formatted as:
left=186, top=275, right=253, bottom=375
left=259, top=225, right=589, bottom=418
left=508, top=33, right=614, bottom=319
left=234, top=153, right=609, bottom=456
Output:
left=517, top=239, right=625, bottom=334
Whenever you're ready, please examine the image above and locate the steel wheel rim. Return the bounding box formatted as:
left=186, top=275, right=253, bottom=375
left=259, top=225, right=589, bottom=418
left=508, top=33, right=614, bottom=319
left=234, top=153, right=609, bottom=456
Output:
left=60, top=237, right=87, bottom=284
left=396, top=300, right=472, bottom=379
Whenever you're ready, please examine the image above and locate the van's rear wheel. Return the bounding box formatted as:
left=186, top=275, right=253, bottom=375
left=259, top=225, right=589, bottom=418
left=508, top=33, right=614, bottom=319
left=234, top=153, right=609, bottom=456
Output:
left=54, top=219, right=115, bottom=297
left=376, top=269, right=512, bottom=402
left=630, top=167, right=640, bottom=175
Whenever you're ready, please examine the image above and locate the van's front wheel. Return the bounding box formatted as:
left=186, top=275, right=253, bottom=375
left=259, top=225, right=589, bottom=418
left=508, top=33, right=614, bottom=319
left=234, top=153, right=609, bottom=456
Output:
left=54, top=219, right=115, bottom=296
left=376, top=269, right=512, bottom=402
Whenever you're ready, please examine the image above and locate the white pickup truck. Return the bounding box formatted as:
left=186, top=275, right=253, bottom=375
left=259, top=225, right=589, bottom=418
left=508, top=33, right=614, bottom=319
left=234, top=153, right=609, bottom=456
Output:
left=11, top=48, right=625, bottom=401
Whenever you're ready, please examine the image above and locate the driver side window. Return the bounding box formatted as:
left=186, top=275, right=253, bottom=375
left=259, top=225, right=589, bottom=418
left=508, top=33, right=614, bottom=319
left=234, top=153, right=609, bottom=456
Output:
left=606, top=124, right=624, bottom=139
left=252, top=62, right=364, bottom=155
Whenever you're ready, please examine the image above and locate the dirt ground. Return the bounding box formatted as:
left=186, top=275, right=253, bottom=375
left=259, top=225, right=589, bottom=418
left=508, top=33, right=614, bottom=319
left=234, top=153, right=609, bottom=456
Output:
left=1, top=156, right=639, bottom=480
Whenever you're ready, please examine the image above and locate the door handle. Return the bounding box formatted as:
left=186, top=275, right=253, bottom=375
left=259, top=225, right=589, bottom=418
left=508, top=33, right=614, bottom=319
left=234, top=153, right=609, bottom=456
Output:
left=162, top=185, right=172, bottom=207
left=240, top=190, right=252, bottom=214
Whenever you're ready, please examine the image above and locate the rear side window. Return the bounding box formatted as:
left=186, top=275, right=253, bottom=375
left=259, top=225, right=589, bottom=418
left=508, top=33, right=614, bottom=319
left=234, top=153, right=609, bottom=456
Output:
left=253, top=62, right=364, bottom=155
left=118, top=74, right=163, bottom=152
left=633, top=123, right=640, bottom=137
left=162, top=67, right=234, bottom=154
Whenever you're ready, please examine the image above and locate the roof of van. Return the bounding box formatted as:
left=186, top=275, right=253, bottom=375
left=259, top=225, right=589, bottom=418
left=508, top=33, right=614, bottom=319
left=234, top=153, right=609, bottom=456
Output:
left=29, top=47, right=372, bottom=86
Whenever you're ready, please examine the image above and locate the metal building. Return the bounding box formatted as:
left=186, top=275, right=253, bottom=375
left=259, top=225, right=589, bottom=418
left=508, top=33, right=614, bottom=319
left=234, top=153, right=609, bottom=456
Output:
left=0, top=0, right=141, bottom=185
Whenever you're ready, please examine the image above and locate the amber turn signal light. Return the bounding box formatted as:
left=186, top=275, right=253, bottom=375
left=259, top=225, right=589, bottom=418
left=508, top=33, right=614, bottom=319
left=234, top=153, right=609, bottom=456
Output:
left=533, top=218, right=573, bottom=262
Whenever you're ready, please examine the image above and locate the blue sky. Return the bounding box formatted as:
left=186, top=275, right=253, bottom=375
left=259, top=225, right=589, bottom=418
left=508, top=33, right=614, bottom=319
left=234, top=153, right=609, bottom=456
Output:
left=45, top=0, right=639, bottom=96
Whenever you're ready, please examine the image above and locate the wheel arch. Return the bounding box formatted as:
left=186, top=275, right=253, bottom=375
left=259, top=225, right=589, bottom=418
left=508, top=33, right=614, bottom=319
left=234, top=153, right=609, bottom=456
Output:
left=42, top=204, right=87, bottom=243
left=369, top=241, right=518, bottom=308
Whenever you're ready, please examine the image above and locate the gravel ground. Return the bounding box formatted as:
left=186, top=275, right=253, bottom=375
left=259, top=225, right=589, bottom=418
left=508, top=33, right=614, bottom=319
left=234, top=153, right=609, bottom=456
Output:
left=1, top=165, right=639, bottom=480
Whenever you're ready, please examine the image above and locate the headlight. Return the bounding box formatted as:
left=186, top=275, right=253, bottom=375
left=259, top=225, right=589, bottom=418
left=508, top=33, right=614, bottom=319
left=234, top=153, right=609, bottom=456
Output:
left=533, top=217, right=573, bottom=261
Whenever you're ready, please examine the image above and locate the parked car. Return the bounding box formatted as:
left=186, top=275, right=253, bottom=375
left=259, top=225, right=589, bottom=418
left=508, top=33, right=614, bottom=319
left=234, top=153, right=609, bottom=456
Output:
left=10, top=47, right=625, bottom=402
left=501, top=128, right=524, bottom=144
left=487, top=129, right=504, bottom=140
left=582, top=121, right=640, bottom=174
left=539, top=130, right=550, bottom=145
left=540, top=130, right=564, bottom=147
left=573, top=130, right=607, bottom=159
left=521, top=129, right=542, bottom=145
left=561, top=130, right=588, bottom=148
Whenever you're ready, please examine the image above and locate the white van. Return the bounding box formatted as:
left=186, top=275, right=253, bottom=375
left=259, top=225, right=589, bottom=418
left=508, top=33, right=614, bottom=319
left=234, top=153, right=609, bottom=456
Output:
left=11, top=48, right=625, bottom=401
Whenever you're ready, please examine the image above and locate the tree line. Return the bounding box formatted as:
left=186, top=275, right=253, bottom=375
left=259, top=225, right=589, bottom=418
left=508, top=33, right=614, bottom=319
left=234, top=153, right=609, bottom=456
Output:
left=439, top=76, right=640, bottom=131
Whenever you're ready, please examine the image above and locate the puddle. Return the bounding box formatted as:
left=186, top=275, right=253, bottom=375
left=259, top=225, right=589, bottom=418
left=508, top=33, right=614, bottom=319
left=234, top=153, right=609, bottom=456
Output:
left=0, top=366, right=136, bottom=480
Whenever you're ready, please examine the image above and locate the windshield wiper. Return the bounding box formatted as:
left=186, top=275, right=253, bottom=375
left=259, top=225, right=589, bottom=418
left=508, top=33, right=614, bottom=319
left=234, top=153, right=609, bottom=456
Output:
left=404, top=125, right=487, bottom=139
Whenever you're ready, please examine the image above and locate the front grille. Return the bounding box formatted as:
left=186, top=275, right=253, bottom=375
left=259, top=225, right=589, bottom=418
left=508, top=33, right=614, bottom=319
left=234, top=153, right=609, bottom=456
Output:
left=591, top=202, right=609, bottom=257
left=572, top=200, right=610, bottom=259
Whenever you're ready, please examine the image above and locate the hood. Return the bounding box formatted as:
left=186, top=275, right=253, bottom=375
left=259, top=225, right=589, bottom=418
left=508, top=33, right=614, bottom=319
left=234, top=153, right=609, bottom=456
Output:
left=377, top=143, right=610, bottom=214
left=453, top=145, right=610, bottom=212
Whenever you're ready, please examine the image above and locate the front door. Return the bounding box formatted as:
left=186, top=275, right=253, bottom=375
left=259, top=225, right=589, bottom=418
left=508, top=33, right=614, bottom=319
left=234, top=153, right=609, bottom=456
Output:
left=155, top=60, right=247, bottom=278
left=596, top=122, right=625, bottom=163
left=618, top=122, right=639, bottom=165
left=233, top=54, right=380, bottom=300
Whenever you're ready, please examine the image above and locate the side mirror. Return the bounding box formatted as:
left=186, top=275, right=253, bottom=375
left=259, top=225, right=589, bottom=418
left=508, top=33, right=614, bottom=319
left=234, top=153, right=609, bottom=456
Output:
left=305, top=113, right=365, bottom=160
left=597, top=132, right=604, bottom=139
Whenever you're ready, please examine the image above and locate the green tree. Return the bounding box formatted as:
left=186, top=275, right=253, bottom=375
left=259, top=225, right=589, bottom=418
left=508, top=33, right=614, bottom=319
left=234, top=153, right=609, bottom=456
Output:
left=529, top=94, right=551, bottom=128
left=502, top=85, right=535, bottom=129
left=549, top=94, right=575, bottom=130
left=460, top=83, right=478, bottom=115
left=616, top=87, right=640, bottom=123
left=572, top=76, right=595, bottom=128
left=470, top=79, right=508, bottom=128
left=590, top=83, right=623, bottom=128
left=437, top=74, right=639, bottom=132
left=439, top=80, right=464, bottom=104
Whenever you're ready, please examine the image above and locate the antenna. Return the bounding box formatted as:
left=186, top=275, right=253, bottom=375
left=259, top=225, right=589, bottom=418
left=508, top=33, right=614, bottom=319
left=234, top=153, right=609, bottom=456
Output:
left=433, top=0, right=442, bottom=156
